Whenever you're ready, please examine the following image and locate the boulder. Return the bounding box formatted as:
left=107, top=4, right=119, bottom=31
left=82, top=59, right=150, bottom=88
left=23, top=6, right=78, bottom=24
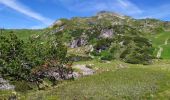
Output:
left=73, top=64, right=95, bottom=76
left=49, top=26, right=65, bottom=34
left=100, top=29, right=114, bottom=38
left=0, top=77, right=15, bottom=90
left=49, top=20, right=63, bottom=28
left=70, top=38, right=87, bottom=48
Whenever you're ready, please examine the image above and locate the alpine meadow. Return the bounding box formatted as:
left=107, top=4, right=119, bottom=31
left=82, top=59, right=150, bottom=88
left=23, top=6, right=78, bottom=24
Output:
left=1, top=0, right=170, bottom=100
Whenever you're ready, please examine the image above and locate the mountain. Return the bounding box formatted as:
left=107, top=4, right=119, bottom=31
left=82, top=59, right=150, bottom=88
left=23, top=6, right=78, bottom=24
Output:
left=37, top=11, right=170, bottom=64
left=2, top=11, right=170, bottom=100
left=50, top=11, right=170, bottom=33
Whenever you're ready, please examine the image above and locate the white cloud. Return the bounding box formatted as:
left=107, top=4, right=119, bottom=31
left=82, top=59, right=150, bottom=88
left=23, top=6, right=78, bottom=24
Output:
left=0, top=0, right=53, bottom=25
left=116, top=0, right=142, bottom=14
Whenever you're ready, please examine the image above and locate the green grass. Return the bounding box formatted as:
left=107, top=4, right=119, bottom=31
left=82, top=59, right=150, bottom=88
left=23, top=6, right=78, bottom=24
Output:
left=4, top=60, right=169, bottom=100
left=18, top=66, right=170, bottom=100
left=0, top=90, right=16, bottom=99
left=151, top=32, right=170, bottom=46
left=1, top=31, right=170, bottom=100
left=2, top=29, right=44, bottom=41
left=1, top=59, right=170, bottom=100
left=73, top=59, right=128, bottom=72
left=149, top=31, right=170, bottom=59
left=54, top=68, right=170, bottom=100
left=161, top=44, right=170, bottom=59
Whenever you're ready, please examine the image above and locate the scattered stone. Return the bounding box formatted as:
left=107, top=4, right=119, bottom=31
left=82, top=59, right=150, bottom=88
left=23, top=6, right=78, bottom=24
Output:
left=97, top=11, right=125, bottom=19
left=106, top=61, right=111, bottom=63
left=70, top=72, right=81, bottom=79
left=73, top=64, right=95, bottom=76
left=49, top=20, right=63, bottom=28
left=49, top=26, right=65, bottom=34
left=100, top=29, right=114, bottom=38
left=117, top=64, right=127, bottom=69
left=0, top=77, right=15, bottom=90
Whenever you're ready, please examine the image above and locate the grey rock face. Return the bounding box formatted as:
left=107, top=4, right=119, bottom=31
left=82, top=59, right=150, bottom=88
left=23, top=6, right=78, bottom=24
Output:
left=68, top=72, right=80, bottom=79
left=100, top=29, right=114, bottom=38
left=49, top=26, right=65, bottom=35
left=35, top=67, right=73, bottom=81
left=70, top=39, right=79, bottom=48
left=45, top=64, right=95, bottom=80
left=0, top=77, right=15, bottom=90
left=49, top=20, right=63, bottom=28
left=73, top=64, right=95, bottom=76
left=70, top=38, right=87, bottom=48
left=97, top=11, right=125, bottom=19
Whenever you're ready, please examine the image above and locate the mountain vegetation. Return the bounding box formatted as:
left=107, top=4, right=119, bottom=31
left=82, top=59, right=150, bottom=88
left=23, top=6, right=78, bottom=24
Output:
left=0, top=31, right=73, bottom=91
left=1, top=11, right=170, bottom=99
left=46, top=11, right=170, bottom=64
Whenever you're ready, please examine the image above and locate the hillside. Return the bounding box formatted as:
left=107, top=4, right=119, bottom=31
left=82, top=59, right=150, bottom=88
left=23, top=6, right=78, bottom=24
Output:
left=40, top=11, right=170, bottom=64
left=1, top=11, right=170, bottom=100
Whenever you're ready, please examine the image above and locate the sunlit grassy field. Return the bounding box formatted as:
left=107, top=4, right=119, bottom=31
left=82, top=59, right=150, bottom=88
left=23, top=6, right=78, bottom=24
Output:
left=0, top=60, right=168, bottom=100
left=55, top=68, right=170, bottom=100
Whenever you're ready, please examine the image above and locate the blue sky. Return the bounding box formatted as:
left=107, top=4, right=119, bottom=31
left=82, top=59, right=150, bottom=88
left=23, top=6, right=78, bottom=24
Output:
left=0, top=0, right=170, bottom=29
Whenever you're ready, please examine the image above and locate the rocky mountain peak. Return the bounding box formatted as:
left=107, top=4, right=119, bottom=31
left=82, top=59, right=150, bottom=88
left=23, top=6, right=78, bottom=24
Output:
left=49, top=20, right=63, bottom=28
left=97, top=11, right=125, bottom=19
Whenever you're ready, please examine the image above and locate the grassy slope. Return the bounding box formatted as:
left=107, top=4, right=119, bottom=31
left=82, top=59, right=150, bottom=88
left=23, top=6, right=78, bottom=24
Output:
left=5, top=60, right=168, bottom=100
left=1, top=31, right=170, bottom=100
left=55, top=68, right=170, bottom=100
left=150, top=31, right=170, bottom=59
left=3, top=29, right=44, bottom=41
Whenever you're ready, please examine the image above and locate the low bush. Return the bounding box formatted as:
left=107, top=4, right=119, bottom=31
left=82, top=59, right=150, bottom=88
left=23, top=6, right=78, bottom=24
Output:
left=12, top=81, right=33, bottom=92
left=100, top=51, right=113, bottom=61
left=0, top=33, right=72, bottom=90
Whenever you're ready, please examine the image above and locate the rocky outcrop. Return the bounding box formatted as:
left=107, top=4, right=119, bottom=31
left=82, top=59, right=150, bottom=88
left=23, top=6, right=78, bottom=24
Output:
left=49, top=20, right=63, bottom=28
left=70, top=37, right=87, bottom=48
left=34, top=66, right=73, bottom=81
left=0, top=77, right=15, bottom=90
left=73, top=64, right=95, bottom=76
left=49, top=26, right=65, bottom=34
left=100, top=29, right=114, bottom=38
left=97, top=11, right=125, bottom=19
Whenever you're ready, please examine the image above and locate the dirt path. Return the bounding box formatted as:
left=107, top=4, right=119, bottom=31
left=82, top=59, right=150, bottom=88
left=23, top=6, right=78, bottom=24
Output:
left=157, top=39, right=168, bottom=58
left=165, top=39, right=168, bottom=45
left=157, top=46, right=163, bottom=58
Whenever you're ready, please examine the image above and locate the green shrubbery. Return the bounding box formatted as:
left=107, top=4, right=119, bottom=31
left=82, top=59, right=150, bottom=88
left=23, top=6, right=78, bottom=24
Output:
left=48, top=16, right=155, bottom=65
left=154, top=27, right=164, bottom=33
left=0, top=33, right=71, bottom=91
left=89, top=26, right=154, bottom=64
left=0, top=33, right=29, bottom=80
left=100, top=51, right=113, bottom=61
left=12, top=81, right=33, bottom=92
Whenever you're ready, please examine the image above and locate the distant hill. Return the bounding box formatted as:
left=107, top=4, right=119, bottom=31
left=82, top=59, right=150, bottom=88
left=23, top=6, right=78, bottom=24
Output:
left=50, top=11, right=170, bottom=34
left=38, top=11, right=170, bottom=64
